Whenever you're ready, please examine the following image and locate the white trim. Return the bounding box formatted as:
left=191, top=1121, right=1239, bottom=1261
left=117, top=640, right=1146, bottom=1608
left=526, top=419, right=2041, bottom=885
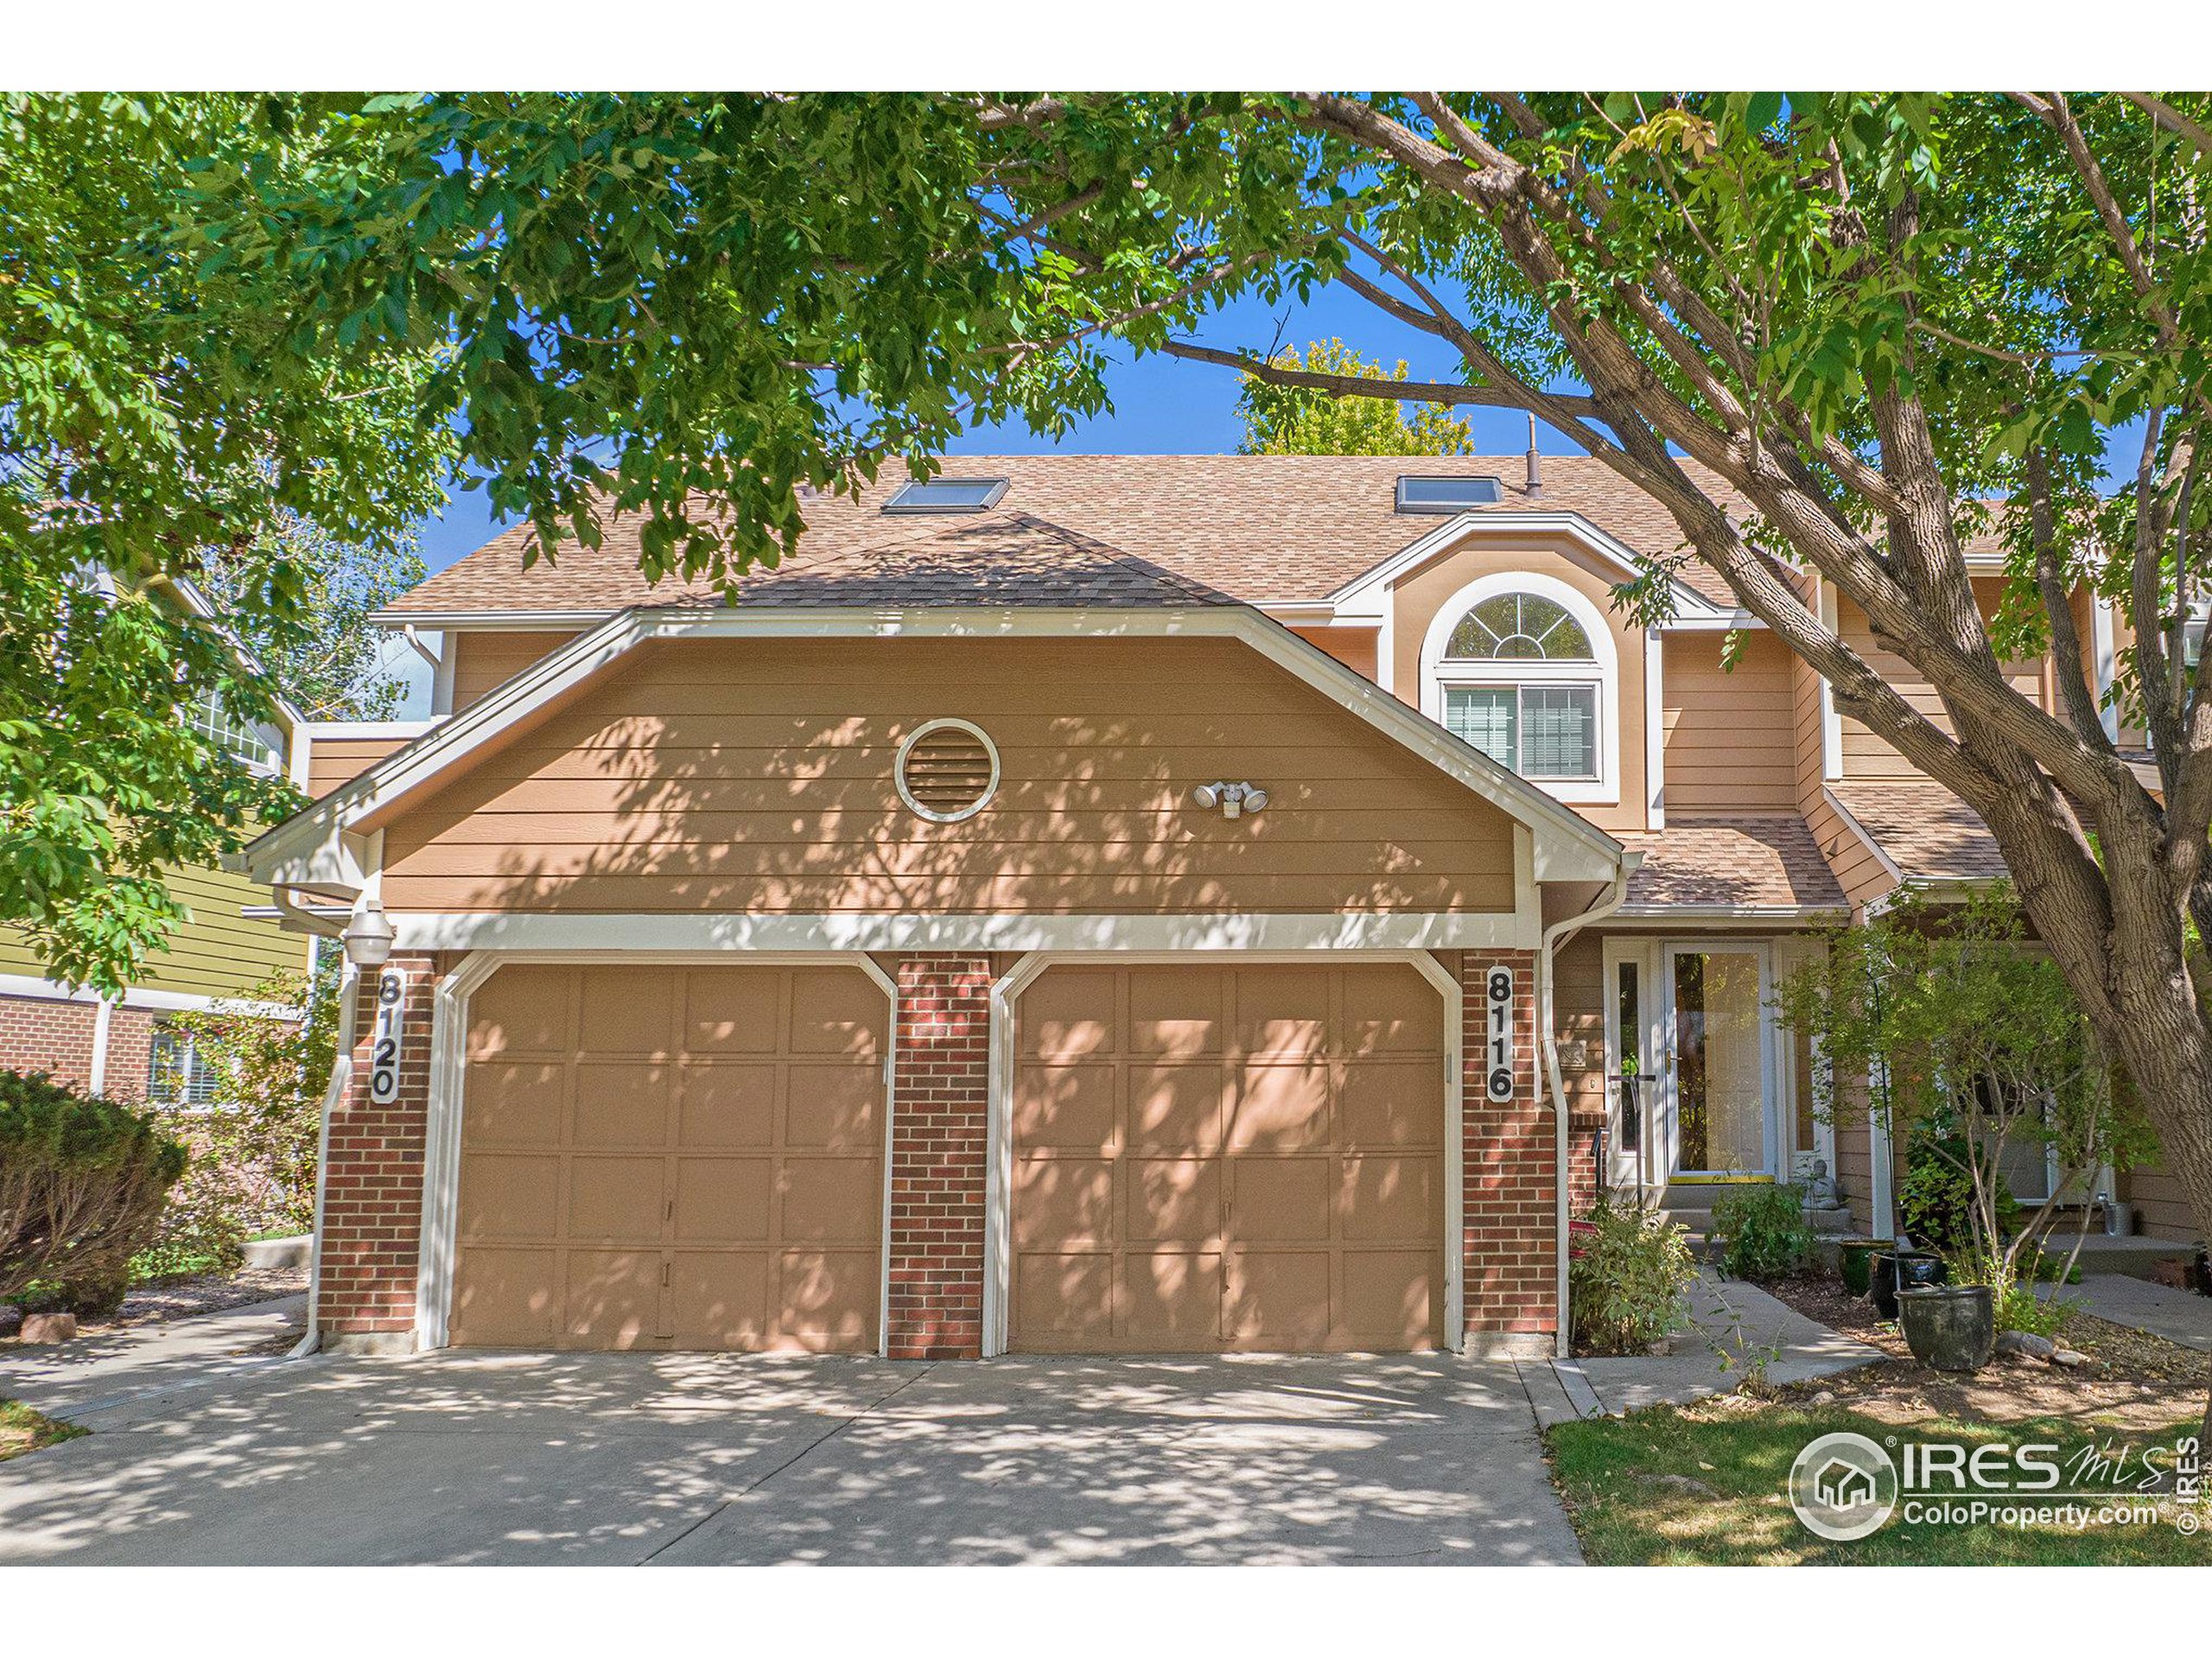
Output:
left=385, top=908, right=1542, bottom=956
left=2091, top=596, right=2119, bottom=741
left=0, top=972, right=296, bottom=1018
left=245, top=603, right=1629, bottom=888
left=980, top=949, right=1464, bottom=1359
left=1818, top=582, right=1845, bottom=781
left=893, top=716, right=1001, bottom=824
left=1643, top=630, right=1665, bottom=830
left=1611, top=904, right=1850, bottom=924
left=414, top=949, right=898, bottom=1354
left=300, top=720, right=445, bottom=740
left=88, top=998, right=115, bottom=1095
left=1417, top=571, right=1621, bottom=805
left=371, top=609, right=616, bottom=632
left=1325, top=511, right=1735, bottom=626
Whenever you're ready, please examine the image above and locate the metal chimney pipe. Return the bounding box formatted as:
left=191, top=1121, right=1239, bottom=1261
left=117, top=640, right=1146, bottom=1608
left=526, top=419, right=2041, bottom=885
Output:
left=1524, top=412, right=1543, bottom=498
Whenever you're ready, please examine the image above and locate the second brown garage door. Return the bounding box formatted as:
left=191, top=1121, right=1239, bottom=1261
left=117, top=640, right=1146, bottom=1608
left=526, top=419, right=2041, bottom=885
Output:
left=449, top=962, right=885, bottom=1351
left=1009, top=962, right=1448, bottom=1353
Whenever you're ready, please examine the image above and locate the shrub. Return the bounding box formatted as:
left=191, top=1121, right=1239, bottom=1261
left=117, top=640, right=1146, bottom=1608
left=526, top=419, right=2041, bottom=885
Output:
left=1569, top=1198, right=1696, bottom=1356
left=0, top=1070, right=186, bottom=1304
left=1897, top=1138, right=2019, bottom=1261
left=1712, top=1183, right=1817, bottom=1281
left=150, top=965, right=333, bottom=1246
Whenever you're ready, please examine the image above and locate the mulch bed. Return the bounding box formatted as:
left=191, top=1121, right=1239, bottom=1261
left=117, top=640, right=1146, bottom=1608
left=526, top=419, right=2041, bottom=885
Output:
left=110, top=1264, right=307, bottom=1328
left=1764, top=1273, right=2212, bottom=1434
left=2, top=1264, right=308, bottom=1352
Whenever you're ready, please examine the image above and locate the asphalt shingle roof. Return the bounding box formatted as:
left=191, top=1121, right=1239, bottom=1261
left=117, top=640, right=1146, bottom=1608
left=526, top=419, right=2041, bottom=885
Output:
left=383, top=454, right=1759, bottom=617
left=1827, top=781, right=2010, bottom=883
left=1618, top=815, right=1850, bottom=912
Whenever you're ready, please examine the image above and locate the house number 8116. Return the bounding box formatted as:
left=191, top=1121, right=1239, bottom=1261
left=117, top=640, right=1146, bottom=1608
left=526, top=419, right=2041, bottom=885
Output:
left=1483, top=965, right=1516, bottom=1103
left=369, top=967, right=407, bottom=1105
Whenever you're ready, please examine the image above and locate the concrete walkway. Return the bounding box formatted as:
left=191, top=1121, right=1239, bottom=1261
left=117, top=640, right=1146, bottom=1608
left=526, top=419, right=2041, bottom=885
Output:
left=2075, top=1274, right=2212, bottom=1354
left=1524, top=1271, right=1885, bottom=1426
left=0, top=1343, right=1583, bottom=1566
left=1, top=1294, right=308, bottom=1420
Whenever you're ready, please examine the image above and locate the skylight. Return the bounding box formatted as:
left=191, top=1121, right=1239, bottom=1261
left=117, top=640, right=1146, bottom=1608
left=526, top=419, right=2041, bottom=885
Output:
left=1395, top=475, right=1505, bottom=513
left=881, top=477, right=1011, bottom=514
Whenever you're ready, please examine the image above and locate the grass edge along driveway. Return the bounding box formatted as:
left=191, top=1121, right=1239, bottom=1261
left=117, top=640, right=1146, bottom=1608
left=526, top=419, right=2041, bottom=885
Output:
left=1545, top=1400, right=2211, bottom=1565
left=0, top=1397, right=85, bottom=1465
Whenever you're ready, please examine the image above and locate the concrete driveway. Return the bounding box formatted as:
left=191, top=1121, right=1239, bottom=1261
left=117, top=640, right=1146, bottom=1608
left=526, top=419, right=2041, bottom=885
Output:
left=0, top=1344, right=1581, bottom=1565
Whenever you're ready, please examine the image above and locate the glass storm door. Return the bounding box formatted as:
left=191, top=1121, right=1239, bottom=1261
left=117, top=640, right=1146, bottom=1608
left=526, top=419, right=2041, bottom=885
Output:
left=1664, top=946, right=1771, bottom=1179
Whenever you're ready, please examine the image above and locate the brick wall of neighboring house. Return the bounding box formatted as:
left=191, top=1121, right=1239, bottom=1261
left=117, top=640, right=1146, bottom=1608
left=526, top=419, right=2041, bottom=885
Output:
left=884, top=953, right=993, bottom=1360
left=0, top=992, right=98, bottom=1088
left=0, top=992, right=159, bottom=1099
left=315, top=953, right=435, bottom=1349
left=1459, top=950, right=1557, bottom=1351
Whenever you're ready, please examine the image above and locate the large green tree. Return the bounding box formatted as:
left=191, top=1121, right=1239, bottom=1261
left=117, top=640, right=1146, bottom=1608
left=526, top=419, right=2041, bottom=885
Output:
left=9, top=97, right=2212, bottom=1407
left=1237, top=339, right=1476, bottom=454
left=2, top=95, right=451, bottom=993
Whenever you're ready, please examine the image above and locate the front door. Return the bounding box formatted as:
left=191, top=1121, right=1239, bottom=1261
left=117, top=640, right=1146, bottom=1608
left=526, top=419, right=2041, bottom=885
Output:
left=1662, top=944, right=1773, bottom=1181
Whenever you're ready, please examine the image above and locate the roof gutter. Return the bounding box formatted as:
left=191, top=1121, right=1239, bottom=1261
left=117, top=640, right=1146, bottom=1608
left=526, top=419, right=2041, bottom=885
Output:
left=1540, top=862, right=1637, bottom=1361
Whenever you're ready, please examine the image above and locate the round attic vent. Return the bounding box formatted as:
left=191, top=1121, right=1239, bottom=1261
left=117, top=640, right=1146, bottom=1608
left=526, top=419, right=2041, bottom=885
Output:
left=895, top=718, right=1000, bottom=823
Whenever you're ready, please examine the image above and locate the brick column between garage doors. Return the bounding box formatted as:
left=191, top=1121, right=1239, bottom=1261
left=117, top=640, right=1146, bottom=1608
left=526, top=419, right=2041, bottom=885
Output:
left=317, top=953, right=436, bottom=1351
left=1459, top=949, right=1556, bottom=1354
left=885, top=954, right=992, bottom=1359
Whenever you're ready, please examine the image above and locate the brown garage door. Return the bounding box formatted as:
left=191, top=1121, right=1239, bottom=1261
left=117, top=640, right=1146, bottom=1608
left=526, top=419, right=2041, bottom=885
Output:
left=1009, top=962, right=1446, bottom=1353
left=450, top=963, right=885, bottom=1351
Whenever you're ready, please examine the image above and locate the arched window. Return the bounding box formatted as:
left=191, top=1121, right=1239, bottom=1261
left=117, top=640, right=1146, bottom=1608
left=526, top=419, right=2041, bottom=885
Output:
left=1421, top=573, right=1618, bottom=801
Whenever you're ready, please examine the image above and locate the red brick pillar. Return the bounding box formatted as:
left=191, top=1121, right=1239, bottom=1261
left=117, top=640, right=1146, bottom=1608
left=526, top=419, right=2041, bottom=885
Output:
left=885, top=954, right=992, bottom=1359
left=317, top=953, right=435, bottom=1351
left=1459, top=950, right=1557, bottom=1352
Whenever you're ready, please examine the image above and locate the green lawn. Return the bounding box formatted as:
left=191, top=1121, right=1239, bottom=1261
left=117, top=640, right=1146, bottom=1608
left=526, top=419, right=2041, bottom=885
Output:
left=0, top=1398, right=86, bottom=1465
left=1547, top=1401, right=2212, bottom=1565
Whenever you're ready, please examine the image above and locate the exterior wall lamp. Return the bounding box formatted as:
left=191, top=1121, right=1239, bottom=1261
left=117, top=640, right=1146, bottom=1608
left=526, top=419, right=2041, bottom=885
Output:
left=1192, top=781, right=1269, bottom=821
left=342, top=902, right=396, bottom=967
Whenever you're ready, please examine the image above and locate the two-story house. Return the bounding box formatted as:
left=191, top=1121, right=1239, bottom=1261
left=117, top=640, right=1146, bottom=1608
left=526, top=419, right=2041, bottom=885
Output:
left=245, top=454, right=2189, bottom=1362
left=2, top=578, right=316, bottom=1109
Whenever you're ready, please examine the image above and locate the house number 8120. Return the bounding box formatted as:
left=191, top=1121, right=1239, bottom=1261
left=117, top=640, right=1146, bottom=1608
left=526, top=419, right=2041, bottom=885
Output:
left=368, top=967, right=407, bottom=1105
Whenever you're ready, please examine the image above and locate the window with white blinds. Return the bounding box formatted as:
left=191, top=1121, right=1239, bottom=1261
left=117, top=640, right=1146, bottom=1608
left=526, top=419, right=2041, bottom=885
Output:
left=1444, top=683, right=1598, bottom=779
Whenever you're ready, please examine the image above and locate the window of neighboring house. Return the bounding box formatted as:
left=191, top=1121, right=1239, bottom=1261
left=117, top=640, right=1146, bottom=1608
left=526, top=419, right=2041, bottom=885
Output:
left=147, top=1025, right=223, bottom=1109
left=1429, top=585, right=1609, bottom=788
left=188, top=690, right=281, bottom=774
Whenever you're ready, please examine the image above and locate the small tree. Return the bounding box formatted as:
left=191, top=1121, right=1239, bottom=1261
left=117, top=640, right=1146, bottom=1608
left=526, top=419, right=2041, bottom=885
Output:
left=149, top=957, right=339, bottom=1269
left=1777, top=887, right=2156, bottom=1307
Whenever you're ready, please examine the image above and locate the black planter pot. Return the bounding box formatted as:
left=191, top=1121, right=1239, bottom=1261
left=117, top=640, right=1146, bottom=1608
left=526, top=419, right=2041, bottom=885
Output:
left=1898, top=1283, right=1997, bottom=1372
left=1840, top=1239, right=1892, bottom=1298
left=1870, top=1249, right=1946, bottom=1318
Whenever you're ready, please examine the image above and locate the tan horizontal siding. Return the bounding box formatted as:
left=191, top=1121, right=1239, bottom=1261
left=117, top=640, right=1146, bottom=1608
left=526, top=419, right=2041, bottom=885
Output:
left=381, top=636, right=1522, bottom=917
left=1552, top=931, right=1605, bottom=1121
left=1793, top=640, right=1827, bottom=811
left=1805, top=791, right=1896, bottom=915
left=308, top=734, right=414, bottom=799
left=2120, top=1159, right=2201, bottom=1243
left=1291, top=624, right=1381, bottom=686
left=1837, top=582, right=2044, bottom=779
left=1662, top=632, right=1796, bottom=811
left=450, top=630, right=582, bottom=709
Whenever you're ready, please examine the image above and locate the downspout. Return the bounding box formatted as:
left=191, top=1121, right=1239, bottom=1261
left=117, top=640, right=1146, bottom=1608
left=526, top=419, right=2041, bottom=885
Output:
left=1541, top=859, right=1637, bottom=1360
left=289, top=952, right=359, bottom=1359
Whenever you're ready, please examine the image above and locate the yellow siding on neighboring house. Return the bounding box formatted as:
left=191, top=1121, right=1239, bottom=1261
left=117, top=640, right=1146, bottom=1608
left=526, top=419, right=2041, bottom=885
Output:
left=0, top=861, right=308, bottom=1001
left=1662, top=632, right=1796, bottom=811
